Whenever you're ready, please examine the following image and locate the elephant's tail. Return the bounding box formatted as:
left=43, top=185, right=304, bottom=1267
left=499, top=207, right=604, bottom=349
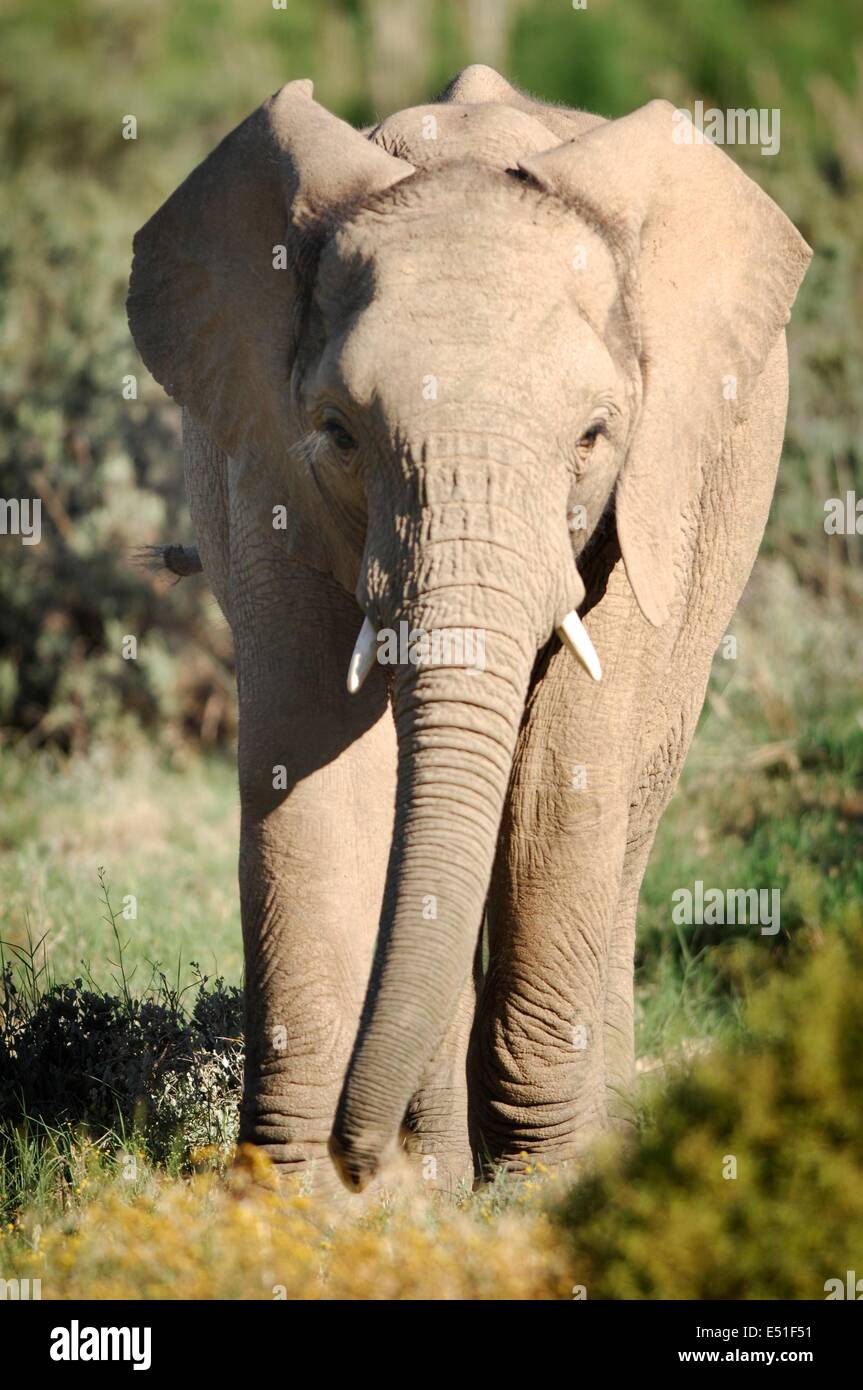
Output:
left=135, top=543, right=203, bottom=579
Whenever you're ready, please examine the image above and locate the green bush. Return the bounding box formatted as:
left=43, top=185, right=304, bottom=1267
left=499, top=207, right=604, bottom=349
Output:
left=0, top=936, right=243, bottom=1173
left=556, top=909, right=863, bottom=1298
left=0, top=161, right=235, bottom=751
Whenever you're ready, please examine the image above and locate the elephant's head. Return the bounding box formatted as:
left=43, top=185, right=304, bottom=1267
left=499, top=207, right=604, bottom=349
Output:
left=128, top=73, right=809, bottom=1189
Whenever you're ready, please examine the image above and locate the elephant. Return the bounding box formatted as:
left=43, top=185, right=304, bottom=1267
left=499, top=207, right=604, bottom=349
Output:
left=127, top=64, right=811, bottom=1193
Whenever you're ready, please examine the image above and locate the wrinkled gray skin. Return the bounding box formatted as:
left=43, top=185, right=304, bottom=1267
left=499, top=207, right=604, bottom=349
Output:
left=127, top=66, right=810, bottom=1192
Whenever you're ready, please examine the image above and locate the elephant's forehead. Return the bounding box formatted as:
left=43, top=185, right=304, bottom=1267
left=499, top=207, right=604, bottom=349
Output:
left=325, top=222, right=622, bottom=421
left=368, top=102, right=561, bottom=169
left=323, top=169, right=621, bottom=342
left=332, top=165, right=607, bottom=275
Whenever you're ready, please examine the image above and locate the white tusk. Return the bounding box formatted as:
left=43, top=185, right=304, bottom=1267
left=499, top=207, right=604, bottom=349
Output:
left=557, top=610, right=602, bottom=682
left=346, top=616, right=378, bottom=694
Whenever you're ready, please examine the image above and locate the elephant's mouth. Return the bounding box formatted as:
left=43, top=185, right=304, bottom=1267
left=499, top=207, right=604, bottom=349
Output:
left=346, top=610, right=601, bottom=695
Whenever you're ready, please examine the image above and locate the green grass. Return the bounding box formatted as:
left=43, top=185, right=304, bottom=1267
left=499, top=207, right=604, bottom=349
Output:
left=637, top=556, right=863, bottom=1048
left=0, top=746, right=241, bottom=990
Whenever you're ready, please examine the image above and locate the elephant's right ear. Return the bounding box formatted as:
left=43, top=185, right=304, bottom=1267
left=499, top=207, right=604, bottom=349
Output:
left=127, top=81, right=413, bottom=459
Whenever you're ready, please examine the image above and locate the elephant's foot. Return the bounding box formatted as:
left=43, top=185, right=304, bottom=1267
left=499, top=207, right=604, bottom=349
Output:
left=239, top=1084, right=353, bottom=1196
left=471, top=1124, right=606, bottom=1183
left=464, top=1023, right=611, bottom=1173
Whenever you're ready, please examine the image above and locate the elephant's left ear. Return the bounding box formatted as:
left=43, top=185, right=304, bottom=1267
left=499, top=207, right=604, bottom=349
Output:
left=519, top=100, right=812, bottom=626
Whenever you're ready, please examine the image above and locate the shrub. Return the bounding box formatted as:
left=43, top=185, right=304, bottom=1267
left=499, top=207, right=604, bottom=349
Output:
left=0, top=956, right=243, bottom=1165
left=555, top=909, right=863, bottom=1299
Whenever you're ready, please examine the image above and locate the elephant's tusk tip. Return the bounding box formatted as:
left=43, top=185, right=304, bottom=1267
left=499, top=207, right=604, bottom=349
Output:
left=557, top=609, right=602, bottom=682
left=345, top=663, right=363, bottom=695
left=346, top=616, right=377, bottom=695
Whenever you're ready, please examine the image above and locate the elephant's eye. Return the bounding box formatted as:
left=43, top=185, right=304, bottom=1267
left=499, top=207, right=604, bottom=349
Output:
left=577, top=421, right=608, bottom=459
left=321, top=419, right=358, bottom=453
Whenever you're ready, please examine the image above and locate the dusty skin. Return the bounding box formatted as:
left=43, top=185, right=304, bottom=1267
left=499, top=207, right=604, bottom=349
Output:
left=127, top=65, right=811, bottom=1194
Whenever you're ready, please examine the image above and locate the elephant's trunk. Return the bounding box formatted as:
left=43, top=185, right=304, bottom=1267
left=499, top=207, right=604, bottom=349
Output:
left=330, top=598, right=533, bottom=1189
left=329, top=451, right=582, bottom=1189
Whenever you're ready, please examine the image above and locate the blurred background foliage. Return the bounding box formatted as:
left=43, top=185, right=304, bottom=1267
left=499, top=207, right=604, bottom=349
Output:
left=0, top=0, right=860, bottom=752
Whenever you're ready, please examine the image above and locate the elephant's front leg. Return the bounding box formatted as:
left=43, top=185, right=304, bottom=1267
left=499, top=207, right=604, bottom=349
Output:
left=235, top=560, right=396, bottom=1189
left=472, top=819, right=629, bottom=1171
left=471, top=601, right=641, bottom=1173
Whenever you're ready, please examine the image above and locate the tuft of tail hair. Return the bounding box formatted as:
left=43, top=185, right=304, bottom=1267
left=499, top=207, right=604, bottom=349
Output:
left=136, top=544, right=203, bottom=579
